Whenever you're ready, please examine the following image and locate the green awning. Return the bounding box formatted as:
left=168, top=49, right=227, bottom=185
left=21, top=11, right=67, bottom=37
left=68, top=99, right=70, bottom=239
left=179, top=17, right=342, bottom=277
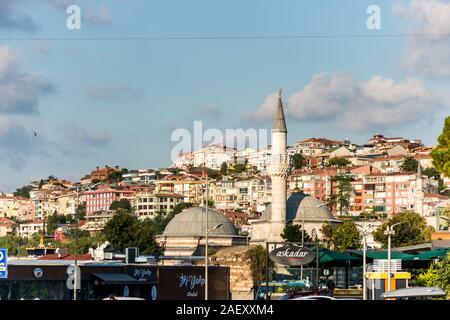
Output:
left=406, top=248, right=450, bottom=261
left=319, top=249, right=360, bottom=266
left=350, top=250, right=416, bottom=260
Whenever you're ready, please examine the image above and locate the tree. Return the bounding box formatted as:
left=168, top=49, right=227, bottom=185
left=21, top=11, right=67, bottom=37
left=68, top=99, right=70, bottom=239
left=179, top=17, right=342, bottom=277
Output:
left=107, top=171, right=123, bottom=183
left=231, top=163, right=246, bottom=174
left=320, top=221, right=361, bottom=251
left=332, top=221, right=361, bottom=251
left=281, top=224, right=312, bottom=243
left=14, top=185, right=33, bottom=198
left=290, top=153, right=307, bottom=170
left=327, top=157, right=351, bottom=168
left=400, top=155, right=419, bottom=172
left=103, top=209, right=140, bottom=251
left=46, top=212, right=67, bottom=235
left=245, top=245, right=273, bottom=289
left=109, top=199, right=132, bottom=211
left=431, top=116, right=450, bottom=178
left=220, top=162, right=228, bottom=176
left=373, top=211, right=434, bottom=248
left=330, top=173, right=354, bottom=215
left=416, top=253, right=450, bottom=298
left=423, top=167, right=440, bottom=180
left=206, top=168, right=221, bottom=180
left=135, top=218, right=162, bottom=255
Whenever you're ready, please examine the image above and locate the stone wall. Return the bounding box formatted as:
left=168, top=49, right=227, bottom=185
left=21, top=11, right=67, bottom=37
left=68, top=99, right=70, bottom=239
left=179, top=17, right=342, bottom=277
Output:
left=211, top=245, right=258, bottom=300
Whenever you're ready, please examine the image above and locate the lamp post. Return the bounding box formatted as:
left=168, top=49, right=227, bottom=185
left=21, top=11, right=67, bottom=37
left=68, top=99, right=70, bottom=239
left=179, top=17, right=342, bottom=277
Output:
left=384, top=222, right=402, bottom=292
left=73, top=182, right=100, bottom=300
left=300, top=203, right=327, bottom=281
left=203, top=172, right=223, bottom=301
left=355, top=223, right=374, bottom=301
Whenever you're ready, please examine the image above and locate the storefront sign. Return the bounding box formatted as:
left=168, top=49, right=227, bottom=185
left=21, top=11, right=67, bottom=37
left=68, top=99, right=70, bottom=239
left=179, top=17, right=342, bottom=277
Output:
left=0, top=249, right=7, bottom=279
left=126, top=266, right=157, bottom=283
left=33, top=268, right=43, bottom=278
left=269, top=245, right=316, bottom=266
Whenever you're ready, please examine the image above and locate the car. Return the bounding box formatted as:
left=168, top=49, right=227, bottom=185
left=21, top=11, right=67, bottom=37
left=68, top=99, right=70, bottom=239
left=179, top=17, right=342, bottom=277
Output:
left=380, top=287, right=446, bottom=300
left=291, top=295, right=336, bottom=300
left=102, top=296, right=145, bottom=300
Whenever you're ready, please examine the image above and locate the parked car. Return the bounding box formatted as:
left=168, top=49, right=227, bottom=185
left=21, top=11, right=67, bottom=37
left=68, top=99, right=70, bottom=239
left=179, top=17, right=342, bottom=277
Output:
left=380, top=287, right=446, bottom=300
left=292, top=295, right=336, bottom=300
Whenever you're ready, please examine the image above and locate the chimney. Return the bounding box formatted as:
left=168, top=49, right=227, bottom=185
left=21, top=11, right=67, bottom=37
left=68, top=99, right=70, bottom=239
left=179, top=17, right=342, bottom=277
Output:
left=115, top=165, right=120, bottom=170
left=96, top=166, right=99, bottom=171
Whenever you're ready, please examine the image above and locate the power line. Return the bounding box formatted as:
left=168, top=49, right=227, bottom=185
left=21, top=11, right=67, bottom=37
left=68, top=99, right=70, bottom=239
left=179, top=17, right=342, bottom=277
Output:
left=1, top=33, right=450, bottom=41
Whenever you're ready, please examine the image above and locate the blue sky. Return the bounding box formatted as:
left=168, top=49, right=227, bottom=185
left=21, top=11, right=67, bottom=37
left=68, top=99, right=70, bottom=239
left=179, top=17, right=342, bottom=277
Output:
left=0, top=0, right=449, bottom=191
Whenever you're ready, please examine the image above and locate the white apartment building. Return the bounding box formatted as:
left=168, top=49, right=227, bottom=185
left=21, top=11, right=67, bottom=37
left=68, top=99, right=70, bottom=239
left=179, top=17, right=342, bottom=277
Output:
left=134, top=192, right=184, bottom=220
left=193, top=144, right=237, bottom=170
left=213, top=177, right=271, bottom=213
left=18, top=221, right=44, bottom=238
left=122, top=169, right=158, bottom=185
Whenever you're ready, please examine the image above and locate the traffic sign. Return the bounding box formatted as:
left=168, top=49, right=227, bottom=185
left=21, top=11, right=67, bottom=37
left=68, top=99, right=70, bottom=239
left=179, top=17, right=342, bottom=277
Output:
left=0, top=248, right=8, bottom=279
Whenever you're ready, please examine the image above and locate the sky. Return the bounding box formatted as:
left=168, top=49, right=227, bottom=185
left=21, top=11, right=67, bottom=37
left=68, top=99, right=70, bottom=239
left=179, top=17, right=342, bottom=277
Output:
left=0, top=0, right=450, bottom=191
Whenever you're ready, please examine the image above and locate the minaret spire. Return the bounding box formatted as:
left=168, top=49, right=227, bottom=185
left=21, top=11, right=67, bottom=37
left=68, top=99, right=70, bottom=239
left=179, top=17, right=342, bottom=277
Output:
left=273, top=88, right=287, bottom=133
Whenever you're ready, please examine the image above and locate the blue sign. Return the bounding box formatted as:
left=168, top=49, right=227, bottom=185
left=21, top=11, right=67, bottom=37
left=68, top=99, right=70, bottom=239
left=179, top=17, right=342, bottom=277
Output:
left=0, top=248, right=7, bottom=279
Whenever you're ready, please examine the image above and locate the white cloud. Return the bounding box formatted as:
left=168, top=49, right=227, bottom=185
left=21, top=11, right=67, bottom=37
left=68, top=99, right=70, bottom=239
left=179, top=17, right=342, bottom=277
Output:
left=250, top=72, right=443, bottom=132
left=0, top=45, right=54, bottom=114
left=393, top=0, right=450, bottom=77
left=0, top=0, right=38, bottom=32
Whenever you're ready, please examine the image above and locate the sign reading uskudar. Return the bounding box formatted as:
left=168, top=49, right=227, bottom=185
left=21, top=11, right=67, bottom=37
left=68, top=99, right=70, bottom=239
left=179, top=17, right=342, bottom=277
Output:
left=269, top=245, right=315, bottom=266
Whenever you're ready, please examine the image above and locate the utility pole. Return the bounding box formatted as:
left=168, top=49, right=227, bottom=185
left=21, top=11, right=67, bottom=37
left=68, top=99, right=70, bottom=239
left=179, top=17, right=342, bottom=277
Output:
left=205, top=172, right=209, bottom=301
left=73, top=182, right=100, bottom=300
left=355, top=223, right=374, bottom=301
left=74, top=185, right=79, bottom=301
left=384, top=222, right=402, bottom=292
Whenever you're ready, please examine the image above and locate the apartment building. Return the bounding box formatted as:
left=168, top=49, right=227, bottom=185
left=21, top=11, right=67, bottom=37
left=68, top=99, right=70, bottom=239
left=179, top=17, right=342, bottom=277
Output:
left=0, top=217, right=15, bottom=237
left=18, top=220, right=44, bottom=238
left=134, top=192, right=184, bottom=220
left=0, top=196, right=34, bottom=221
left=83, top=186, right=135, bottom=216
left=192, top=144, right=237, bottom=170
left=154, top=174, right=205, bottom=204
left=213, top=177, right=271, bottom=213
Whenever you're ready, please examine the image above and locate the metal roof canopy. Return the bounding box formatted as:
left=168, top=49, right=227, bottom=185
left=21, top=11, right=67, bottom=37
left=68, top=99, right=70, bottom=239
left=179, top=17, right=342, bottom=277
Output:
left=92, top=273, right=142, bottom=285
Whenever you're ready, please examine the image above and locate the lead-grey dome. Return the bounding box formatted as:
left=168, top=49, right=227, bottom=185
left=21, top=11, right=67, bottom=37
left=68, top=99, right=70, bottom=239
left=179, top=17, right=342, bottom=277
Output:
left=162, top=206, right=238, bottom=237
left=259, top=192, right=338, bottom=223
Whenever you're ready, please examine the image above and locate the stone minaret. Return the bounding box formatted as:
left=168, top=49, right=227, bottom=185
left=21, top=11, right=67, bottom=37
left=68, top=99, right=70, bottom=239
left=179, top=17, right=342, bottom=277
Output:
left=266, top=89, right=289, bottom=242
left=414, top=164, right=424, bottom=216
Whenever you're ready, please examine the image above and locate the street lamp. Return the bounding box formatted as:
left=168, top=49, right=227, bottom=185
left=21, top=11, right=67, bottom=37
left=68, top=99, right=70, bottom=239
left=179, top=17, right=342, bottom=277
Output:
left=355, top=223, right=374, bottom=301
left=300, top=203, right=327, bottom=281
left=205, top=223, right=223, bottom=301
left=384, top=221, right=402, bottom=292
left=73, top=181, right=101, bottom=300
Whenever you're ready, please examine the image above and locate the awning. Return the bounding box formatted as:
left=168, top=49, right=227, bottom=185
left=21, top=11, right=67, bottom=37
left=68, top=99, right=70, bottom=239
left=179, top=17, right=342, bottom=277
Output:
left=404, top=248, right=450, bottom=261
left=92, top=273, right=141, bottom=285
left=319, top=249, right=361, bottom=266
left=349, top=250, right=416, bottom=260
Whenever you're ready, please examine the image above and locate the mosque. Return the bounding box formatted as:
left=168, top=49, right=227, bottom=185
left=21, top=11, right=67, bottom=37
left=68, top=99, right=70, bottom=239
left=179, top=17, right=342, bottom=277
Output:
left=158, top=89, right=339, bottom=256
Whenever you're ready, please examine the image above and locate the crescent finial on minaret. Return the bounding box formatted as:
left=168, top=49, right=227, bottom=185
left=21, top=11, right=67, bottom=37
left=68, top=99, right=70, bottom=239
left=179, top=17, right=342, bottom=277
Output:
left=278, top=87, right=282, bottom=98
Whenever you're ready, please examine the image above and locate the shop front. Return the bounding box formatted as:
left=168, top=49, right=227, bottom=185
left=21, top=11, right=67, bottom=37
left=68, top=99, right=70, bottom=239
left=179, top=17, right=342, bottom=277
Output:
left=0, top=262, right=230, bottom=300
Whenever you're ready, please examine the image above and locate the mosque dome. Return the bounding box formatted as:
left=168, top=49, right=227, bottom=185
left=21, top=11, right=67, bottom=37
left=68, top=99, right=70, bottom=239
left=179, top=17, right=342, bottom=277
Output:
left=162, top=206, right=238, bottom=237
left=259, top=192, right=338, bottom=223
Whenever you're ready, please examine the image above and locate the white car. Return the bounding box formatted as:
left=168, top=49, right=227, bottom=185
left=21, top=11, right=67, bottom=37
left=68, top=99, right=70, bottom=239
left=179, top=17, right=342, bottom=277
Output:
left=102, top=297, right=145, bottom=300
left=291, top=295, right=336, bottom=300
